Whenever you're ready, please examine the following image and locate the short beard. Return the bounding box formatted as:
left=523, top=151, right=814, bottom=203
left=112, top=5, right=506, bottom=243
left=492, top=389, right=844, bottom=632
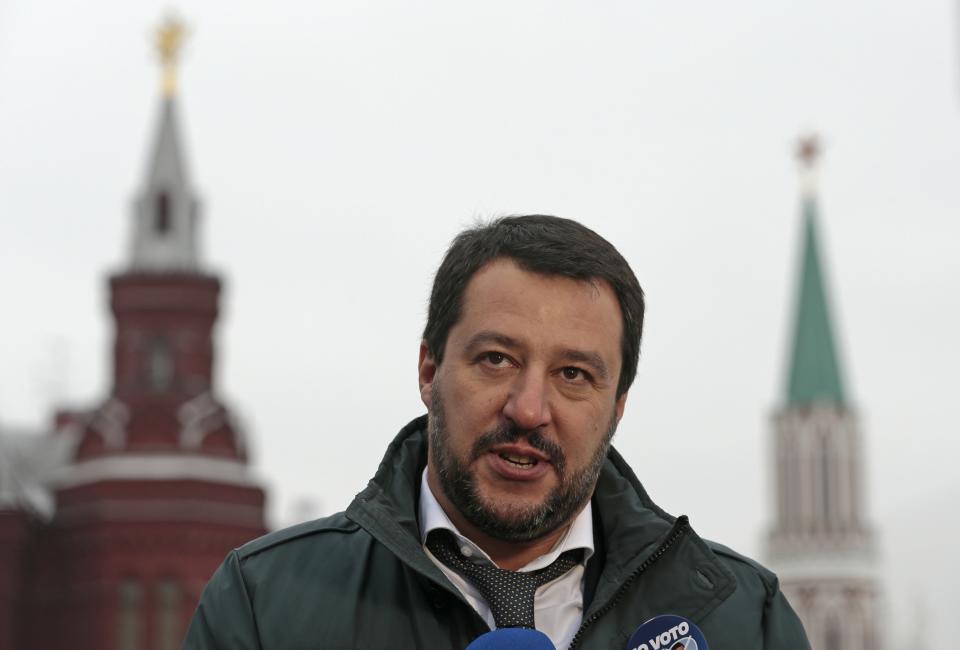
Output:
left=428, top=386, right=617, bottom=543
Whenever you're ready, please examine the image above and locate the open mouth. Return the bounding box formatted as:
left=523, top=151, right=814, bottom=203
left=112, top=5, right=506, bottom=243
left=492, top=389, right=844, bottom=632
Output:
left=497, top=452, right=540, bottom=469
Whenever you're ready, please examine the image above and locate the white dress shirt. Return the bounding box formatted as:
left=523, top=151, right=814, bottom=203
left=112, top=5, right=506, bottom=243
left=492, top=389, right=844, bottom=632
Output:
left=419, top=469, right=594, bottom=650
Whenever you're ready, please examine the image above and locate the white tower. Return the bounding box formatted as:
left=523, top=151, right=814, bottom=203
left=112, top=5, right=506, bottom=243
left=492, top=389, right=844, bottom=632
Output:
left=766, top=137, right=883, bottom=650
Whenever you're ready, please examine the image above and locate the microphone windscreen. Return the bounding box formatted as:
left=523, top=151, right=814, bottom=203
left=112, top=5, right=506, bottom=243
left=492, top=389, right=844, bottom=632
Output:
left=465, top=628, right=556, bottom=650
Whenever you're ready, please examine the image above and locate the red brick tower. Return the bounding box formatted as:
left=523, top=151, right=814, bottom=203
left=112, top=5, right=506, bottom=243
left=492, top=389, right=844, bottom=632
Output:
left=0, top=444, right=37, bottom=650
left=22, top=18, right=267, bottom=650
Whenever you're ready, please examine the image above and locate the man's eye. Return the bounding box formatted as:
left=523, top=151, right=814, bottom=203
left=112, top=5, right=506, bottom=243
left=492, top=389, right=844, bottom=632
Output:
left=484, top=352, right=508, bottom=366
left=561, top=367, right=588, bottom=382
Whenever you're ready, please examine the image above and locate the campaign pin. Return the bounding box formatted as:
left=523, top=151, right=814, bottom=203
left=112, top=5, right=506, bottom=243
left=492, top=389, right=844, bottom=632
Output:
left=625, top=614, right=709, bottom=650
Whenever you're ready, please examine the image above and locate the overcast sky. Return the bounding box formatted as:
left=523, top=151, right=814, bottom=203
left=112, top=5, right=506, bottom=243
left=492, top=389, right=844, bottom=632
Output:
left=2, top=1, right=958, bottom=645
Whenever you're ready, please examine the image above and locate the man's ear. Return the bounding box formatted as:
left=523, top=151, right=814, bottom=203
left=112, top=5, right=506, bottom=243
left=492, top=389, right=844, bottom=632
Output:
left=614, top=391, right=628, bottom=424
left=418, top=342, right=438, bottom=410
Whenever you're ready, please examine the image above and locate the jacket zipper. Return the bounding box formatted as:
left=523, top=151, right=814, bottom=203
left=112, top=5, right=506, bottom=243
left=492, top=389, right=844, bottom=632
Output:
left=567, top=515, right=690, bottom=650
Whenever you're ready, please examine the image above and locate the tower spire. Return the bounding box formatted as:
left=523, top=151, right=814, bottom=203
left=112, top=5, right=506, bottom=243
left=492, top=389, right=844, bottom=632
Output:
left=785, top=135, right=845, bottom=407
left=129, top=15, right=201, bottom=272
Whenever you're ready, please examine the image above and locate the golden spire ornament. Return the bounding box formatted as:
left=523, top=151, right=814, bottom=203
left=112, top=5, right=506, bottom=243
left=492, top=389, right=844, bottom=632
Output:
left=795, top=134, right=820, bottom=169
left=795, top=133, right=821, bottom=197
left=155, top=14, right=187, bottom=97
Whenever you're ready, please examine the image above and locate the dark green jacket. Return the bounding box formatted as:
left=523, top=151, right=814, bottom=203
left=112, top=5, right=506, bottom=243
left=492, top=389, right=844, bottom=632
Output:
left=184, top=416, right=809, bottom=650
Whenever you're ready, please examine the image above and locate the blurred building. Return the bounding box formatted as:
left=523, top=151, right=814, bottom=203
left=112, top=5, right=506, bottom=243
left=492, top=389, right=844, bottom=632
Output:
left=0, top=19, right=266, bottom=650
left=765, top=139, right=883, bottom=650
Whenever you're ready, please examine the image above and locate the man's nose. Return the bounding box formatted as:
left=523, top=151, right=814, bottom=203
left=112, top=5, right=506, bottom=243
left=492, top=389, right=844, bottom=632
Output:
left=502, top=371, right=552, bottom=431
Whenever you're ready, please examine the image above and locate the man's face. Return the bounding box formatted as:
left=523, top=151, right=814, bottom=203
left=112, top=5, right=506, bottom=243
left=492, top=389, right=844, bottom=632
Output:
left=420, top=258, right=627, bottom=542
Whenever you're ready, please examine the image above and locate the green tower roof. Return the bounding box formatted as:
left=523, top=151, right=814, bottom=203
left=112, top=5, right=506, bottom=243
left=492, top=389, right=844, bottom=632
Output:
left=785, top=197, right=846, bottom=407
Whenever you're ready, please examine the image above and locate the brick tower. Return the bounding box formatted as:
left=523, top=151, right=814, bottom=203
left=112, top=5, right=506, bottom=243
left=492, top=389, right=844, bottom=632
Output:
left=765, top=137, right=883, bottom=650
left=20, top=18, right=267, bottom=650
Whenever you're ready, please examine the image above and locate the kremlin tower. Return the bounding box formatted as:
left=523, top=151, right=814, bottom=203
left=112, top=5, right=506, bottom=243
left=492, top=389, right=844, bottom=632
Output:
left=765, top=137, right=884, bottom=650
left=0, top=17, right=267, bottom=650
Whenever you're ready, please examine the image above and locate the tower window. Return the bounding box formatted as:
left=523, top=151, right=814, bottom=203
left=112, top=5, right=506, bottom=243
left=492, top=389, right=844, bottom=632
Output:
left=824, top=618, right=842, bottom=650
left=146, top=337, right=174, bottom=391
left=156, top=191, right=171, bottom=234
left=156, top=580, right=181, bottom=650
left=819, top=434, right=833, bottom=529
left=117, top=579, right=143, bottom=650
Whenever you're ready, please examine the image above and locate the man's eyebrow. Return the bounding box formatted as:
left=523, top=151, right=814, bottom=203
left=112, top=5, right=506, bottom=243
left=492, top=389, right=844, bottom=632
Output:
left=560, top=349, right=610, bottom=381
left=464, top=331, right=523, bottom=352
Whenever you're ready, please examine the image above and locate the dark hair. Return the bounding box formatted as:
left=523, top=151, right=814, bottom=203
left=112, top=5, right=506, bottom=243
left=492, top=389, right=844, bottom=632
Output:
left=423, top=215, right=645, bottom=398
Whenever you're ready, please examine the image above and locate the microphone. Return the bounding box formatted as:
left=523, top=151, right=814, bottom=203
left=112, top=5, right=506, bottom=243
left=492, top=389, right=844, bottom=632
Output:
left=466, top=628, right=556, bottom=649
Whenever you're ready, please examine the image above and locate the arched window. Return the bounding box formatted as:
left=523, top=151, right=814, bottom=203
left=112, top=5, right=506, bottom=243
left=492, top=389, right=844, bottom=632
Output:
left=146, top=336, right=174, bottom=391
left=819, top=434, right=833, bottom=529
left=777, top=452, right=788, bottom=529
left=117, top=579, right=143, bottom=650
left=824, top=617, right=842, bottom=650
left=156, top=191, right=171, bottom=234
left=156, top=580, right=181, bottom=650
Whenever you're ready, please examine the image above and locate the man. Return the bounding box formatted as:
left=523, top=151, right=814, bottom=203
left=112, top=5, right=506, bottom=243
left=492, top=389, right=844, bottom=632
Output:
left=184, top=216, right=809, bottom=649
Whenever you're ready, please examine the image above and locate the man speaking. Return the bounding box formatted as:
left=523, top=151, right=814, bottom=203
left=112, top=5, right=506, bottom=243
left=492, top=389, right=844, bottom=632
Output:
left=184, top=216, right=810, bottom=649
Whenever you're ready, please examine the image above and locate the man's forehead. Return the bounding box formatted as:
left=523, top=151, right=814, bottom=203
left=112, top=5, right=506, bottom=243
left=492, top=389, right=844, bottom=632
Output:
left=454, top=259, right=623, bottom=357
left=462, top=258, right=614, bottom=303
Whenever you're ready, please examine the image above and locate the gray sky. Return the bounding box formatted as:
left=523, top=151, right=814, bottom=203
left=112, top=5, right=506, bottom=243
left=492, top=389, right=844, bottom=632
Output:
left=2, top=1, right=958, bottom=645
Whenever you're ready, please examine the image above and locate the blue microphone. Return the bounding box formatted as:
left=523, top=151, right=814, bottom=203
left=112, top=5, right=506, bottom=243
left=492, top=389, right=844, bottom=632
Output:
left=466, top=628, right=556, bottom=649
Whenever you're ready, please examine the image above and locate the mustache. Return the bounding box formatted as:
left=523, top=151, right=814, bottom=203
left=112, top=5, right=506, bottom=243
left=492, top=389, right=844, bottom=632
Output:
left=468, top=423, right=567, bottom=476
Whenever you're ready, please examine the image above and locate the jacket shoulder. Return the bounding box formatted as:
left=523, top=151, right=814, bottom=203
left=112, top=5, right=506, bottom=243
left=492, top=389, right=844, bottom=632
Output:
left=704, top=539, right=780, bottom=595
left=236, top=511, right=362, bottom=561
left=703, top=541, right=811, bottom=648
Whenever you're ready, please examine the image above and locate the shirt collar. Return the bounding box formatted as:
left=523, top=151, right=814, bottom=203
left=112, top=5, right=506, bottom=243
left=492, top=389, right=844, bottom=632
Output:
left=419, top=468, right=595, bottom=571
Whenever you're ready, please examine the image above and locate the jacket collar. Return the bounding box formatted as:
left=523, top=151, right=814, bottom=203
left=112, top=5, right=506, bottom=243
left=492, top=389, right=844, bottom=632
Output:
left=346, top=416, right=445, bottom=587
left=346, top=415, right=736, bottom=624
